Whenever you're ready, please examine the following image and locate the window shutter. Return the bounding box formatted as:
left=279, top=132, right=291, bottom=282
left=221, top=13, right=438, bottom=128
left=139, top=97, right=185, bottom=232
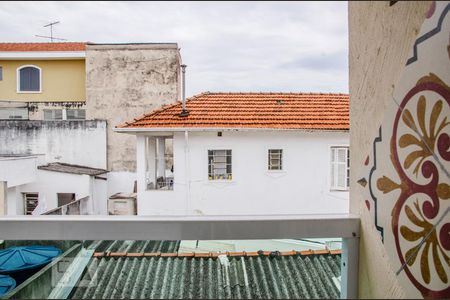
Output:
left=20, top=68, right=30, bottom=91
left=331, top=147, right=349, bottom=190
left=30, top=68, right=39, bottom=91
left=19, top=67, right=40, bottom=91
left=337, top=163, right=346, bottom=188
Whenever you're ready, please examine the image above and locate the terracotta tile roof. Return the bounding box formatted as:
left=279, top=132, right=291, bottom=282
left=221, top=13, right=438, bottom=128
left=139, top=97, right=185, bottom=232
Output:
left=93, top=249, right=342, bottom=258
left=118, top=92, right=349, bottom=130
left=0, top=42, right=86, bottom=52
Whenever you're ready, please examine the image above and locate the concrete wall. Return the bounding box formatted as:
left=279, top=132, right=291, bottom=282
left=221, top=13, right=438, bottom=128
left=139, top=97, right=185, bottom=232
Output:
left=85, top=44, right=181, bottom=173
left=0, top=60, right=85, bottom=102
left=136, top=130, right=349, bottom=216
left=348, top=1, right=430, bottom=298
left=0, top=156, right=38, bottom=188
left=0, top=120, right=107, bottom=169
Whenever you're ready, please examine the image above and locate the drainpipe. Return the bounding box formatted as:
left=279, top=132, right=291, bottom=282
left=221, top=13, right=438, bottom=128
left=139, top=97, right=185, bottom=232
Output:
left=179, top=65, right=189, bottom=117
left=184, top=130, right=191, bottom=214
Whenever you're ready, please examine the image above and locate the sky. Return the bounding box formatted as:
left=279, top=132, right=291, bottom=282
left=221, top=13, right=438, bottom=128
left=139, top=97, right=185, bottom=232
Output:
left=0, top=1, right=348, bottom=97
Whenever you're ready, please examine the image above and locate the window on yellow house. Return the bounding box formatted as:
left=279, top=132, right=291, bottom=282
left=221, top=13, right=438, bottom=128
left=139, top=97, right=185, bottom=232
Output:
left=17, top=65, right=41, bottom=92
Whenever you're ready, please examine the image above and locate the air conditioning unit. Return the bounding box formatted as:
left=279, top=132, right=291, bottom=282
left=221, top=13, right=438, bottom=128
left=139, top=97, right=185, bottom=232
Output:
left=108, top=193, right=137, bottom=215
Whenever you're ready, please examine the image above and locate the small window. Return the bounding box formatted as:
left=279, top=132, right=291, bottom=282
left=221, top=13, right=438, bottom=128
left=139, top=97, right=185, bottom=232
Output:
left=208, top=150, right=232, bottom=180
left=268, top=149, right=283, bottom=170
left=44, top=109, right=63, bottom=120
left=0, top=66, right=3, bottom=81
left=330, top=147, right=350, bottom=190
left=23, top=193, right=39, bottom=215
left=66, top=109, right=86, bottom=120
left=18, top=66, right=41, bottom=92
left=57, top=193, right=75, bottom=207
left=0, top=107, right=28, bottom=120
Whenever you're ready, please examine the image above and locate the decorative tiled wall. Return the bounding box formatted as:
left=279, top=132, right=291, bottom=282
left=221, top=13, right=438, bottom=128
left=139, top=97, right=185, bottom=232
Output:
left=357, top=1, right=450, bottom=298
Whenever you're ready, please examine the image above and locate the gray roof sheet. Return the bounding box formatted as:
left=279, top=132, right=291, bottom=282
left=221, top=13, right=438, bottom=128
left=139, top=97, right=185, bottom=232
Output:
left=70, top=250, right=341, bottom=299
left=38, top=162, right=108, bottom=176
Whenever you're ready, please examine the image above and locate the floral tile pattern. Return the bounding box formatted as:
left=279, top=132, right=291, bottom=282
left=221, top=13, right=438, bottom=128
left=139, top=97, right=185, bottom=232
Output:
left=357, top=1, right=450, bottom=298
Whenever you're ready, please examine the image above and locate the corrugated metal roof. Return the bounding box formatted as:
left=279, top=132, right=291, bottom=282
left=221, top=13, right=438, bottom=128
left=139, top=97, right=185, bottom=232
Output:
left=91, top=240, right=180, bottom=253
left=70, top=252, right=341, bottom=299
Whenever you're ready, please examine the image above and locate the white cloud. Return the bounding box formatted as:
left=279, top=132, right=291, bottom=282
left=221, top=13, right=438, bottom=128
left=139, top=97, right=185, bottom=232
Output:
left=0, top=1, right=348, bottom=96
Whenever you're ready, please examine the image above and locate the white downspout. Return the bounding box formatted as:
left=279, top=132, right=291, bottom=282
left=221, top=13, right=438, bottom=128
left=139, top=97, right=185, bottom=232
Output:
left=89, top=176, right=95, bottom=215
left=184, top=130, right=190, bottom=214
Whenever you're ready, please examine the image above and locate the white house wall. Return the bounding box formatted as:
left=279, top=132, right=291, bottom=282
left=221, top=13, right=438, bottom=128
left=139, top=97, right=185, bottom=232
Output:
left=15, top=170, right=91, bottom=215
left=137, top=130, right=349, bottom=215
left=0, top=156, right=39, bottom=187
left=93, top=177, right=108, bottom=215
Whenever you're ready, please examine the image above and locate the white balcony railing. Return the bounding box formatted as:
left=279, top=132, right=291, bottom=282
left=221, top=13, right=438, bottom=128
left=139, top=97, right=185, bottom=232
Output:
left=0, top=213, right=359, bottom=299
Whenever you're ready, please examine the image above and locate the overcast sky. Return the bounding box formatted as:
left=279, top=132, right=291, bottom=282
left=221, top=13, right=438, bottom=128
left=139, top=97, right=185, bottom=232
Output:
left=0, top=1, right=348, bottom=97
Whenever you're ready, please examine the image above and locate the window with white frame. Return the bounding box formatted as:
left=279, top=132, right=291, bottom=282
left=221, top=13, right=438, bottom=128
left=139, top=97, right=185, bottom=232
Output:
left=330, top=146, right=350, bottom=190
left=23, top=193, right=39, bottom=215
left=44, top=109, right=63, bottom=120
left=66, top=109, right=86, bottom=120
left=208, top=150, right=232, bottom=180
left=17, top=65, right=41, bottom=92
left=268, top=149, right=283, bottom=170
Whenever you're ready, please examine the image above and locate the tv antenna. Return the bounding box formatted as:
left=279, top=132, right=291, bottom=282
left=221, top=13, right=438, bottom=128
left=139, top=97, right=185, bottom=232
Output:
left=35, top=21, right=67, bottom=42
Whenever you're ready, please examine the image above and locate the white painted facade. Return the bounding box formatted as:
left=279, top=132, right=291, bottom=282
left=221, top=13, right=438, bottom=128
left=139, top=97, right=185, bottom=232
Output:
left=0, top=155, right=107, bottom=216
left=135, top=130, right=349, bottom=216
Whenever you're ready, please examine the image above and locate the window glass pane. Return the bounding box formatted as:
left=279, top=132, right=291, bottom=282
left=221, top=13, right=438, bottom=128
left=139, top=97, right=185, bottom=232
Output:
left=0, top=66, right=2, bottom=80
left=44, top=109, right=63, bottom=120
left=0, top=107, right=28, bottom=120
left=66, top=109, right=86, bottom=120
left=19, top=67, right=40, bottom=91
left=209, top=150, right=232, bottom=180
left=268, top=149, right=282, bottom=170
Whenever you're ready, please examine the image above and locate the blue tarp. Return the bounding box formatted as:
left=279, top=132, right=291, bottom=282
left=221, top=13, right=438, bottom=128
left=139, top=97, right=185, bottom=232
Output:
left=0, top=245, right=62, bottom=273
left=0, top=274, right=16, bottom=296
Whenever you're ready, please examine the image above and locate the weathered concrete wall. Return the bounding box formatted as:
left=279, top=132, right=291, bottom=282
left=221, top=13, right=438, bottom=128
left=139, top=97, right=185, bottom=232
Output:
left=348, top=1, right=429, bottom=298
left=0, top=120, right=107, bottom=169
left=85, top=44, right=181, bottom=172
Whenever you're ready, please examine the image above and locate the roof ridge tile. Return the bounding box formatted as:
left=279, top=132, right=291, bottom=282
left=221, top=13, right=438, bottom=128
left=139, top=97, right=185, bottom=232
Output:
left=96, top=249, right=342, bottom=258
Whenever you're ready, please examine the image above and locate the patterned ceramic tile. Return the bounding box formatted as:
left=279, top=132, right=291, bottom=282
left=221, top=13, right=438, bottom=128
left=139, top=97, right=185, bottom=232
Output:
left=357, top=1, right=450, bottom=298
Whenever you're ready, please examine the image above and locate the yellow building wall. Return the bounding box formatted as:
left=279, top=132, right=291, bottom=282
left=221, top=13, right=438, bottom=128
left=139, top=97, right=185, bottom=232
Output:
left=0, top=59, right=85, bottom=102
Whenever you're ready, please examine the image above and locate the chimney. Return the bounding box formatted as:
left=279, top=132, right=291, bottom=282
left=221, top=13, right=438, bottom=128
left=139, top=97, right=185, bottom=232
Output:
left=179, top=64, right=189, bottom=117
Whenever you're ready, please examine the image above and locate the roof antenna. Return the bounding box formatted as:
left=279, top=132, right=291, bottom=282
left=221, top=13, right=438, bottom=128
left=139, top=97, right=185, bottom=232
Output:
left=35, top=21, right=67, bottom=42
left=179, top=64, right=189, bottom=117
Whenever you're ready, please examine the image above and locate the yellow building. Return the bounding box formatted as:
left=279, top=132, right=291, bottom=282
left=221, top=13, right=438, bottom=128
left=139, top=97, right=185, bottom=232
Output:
left=0, top=42, right=86, bottom=120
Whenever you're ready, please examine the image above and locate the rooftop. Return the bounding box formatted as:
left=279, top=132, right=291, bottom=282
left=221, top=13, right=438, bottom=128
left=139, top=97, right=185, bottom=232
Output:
left=71, top=245, right=341, bottom=299
left=0, top=42, right=86, bottom=52
left=117, top=92, right=349, bottom=131
left=37, top=162, right=108, bottom=176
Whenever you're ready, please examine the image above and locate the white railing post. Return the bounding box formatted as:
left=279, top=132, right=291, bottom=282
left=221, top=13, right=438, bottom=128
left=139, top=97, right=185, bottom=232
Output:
left=341, top=236, right=359, bottom=299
